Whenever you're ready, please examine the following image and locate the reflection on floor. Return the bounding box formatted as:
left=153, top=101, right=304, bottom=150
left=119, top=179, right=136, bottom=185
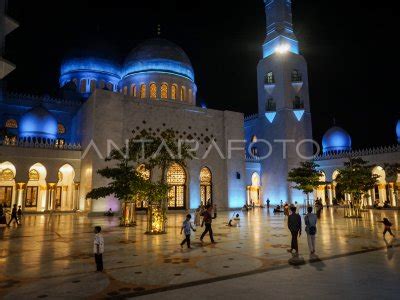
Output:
left=0, top=208, right=398, bottom=298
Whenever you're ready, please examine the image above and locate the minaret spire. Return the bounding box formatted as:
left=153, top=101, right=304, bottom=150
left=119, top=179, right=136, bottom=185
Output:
left=262, top=0, right=299, bottom=58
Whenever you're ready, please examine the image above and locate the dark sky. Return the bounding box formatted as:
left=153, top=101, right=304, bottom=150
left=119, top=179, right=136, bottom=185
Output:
left=3, top=0, right=399, bottom=149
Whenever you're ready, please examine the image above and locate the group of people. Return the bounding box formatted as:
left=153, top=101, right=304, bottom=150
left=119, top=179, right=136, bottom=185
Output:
left=0, top=204, right=23, bottom=227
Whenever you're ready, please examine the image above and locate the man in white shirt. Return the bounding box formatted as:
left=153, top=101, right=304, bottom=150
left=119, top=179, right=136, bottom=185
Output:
left=93, top=226, right=104, bottom=271
left=304, top=207, right=317, bottom=254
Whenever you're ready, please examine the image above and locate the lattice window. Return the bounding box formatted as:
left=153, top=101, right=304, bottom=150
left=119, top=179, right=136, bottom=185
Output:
left=167, top=163, right=186, bottom=185
left=58, top=123, right=66, bottom=134
left=0, top=169, right=14, bottom=181
left=150, top=83, right=157, bottom=99
left=29, top=169, right=39, bottom=181
left=5, top=119, right=17, bottom=129
left=265, top=71, right=275, bottom=84
left=200, top=167, right=212, bottom=185
left=0, top=186, right=13, bottom=207
left=140, top=84, right=147, bottom=98
left=171, top=84, right=177, bottom=100
left=161, top=83, right=168, bottom=99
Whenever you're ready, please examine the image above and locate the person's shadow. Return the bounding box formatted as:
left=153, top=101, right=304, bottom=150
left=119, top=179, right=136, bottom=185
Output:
left=384, top=236, right=396, bottom=261
left=288, top=253, right=305, bottom=269
left=308, top=254, right=326, bottom=271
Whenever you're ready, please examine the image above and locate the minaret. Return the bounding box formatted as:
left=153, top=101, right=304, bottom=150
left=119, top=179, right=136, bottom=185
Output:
left=255, top=0, right=313, bottom=203
left=0, top=0, right=18, bottom=80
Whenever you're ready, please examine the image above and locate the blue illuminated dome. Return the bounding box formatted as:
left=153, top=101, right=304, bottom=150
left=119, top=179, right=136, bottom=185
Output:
left=322, top=126, right=352, bottom=154
left=123, top=38, right=194, bottom=81
left=19, top=106, right=58, bottom=140
left=397, top=120, right=400, bottom=143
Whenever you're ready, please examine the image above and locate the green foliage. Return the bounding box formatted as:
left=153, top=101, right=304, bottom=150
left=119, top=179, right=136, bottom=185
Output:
left=384, top=163, right=400, bottom=183
left=288, top=161, right=323, bottom=196
left=336, top=158, right=379, bottom=201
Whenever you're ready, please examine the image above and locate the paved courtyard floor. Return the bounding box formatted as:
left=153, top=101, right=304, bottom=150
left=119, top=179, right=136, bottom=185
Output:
left=0, top=208, right=399, bottom=299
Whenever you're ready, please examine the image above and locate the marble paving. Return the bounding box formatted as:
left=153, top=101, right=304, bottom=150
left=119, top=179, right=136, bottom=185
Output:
left=0, top=208, right=399, bottom=299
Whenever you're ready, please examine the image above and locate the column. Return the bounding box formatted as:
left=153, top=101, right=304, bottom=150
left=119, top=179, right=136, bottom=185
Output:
left=47, top=183, right=56, bottom=211
left=378, top=183, right=386, bottom=204
left=388, top=183, right=396, bottom=207
left=16, top=183, right=26, bottom=209
left=74, top=183, right=80, bottom=210
left=327, top=184, right=333, bottom=206
left=367, top=190, right=373, bottom=206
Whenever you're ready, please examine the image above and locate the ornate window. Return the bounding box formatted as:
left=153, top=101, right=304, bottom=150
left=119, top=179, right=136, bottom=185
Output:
left=293, top=96, right=304, bottom=109
left=25, top=186, right=38, bottom=207
left=90, top=80, right=96, bottom=92
left=150, top=83, right=157, bottom=99
left=29, top=169, right=39, bottom=181
left=200, top=167, right=212, bottom=206
left=58, top=123, right=66, bottom=134
left=5, top=119, right=18, bottom=129
left=265, top=71, right=275, bottom=84
left=180, top=86, right=186, bottom=101
left=291, top=69, right=302, bottom=82
left=0, top=169, right=15, bottom=181
left=0, top=186, right=13, bottom=207
left=171, top=84, right=177, bottom=100
left=131, top=84, right=137, bottom=97
left=140, top=84, right=147, bottom=98
left=161, top=83, right=168, bottom=99
left=167, top=163, right=186, bottom=208
left=266, top=98, right=276, bottom=111
left=80, top=79, right=87, bottom=93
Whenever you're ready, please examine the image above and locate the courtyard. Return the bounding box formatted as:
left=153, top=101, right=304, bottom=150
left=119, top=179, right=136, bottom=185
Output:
left=0, top=208, right=399, bottom=299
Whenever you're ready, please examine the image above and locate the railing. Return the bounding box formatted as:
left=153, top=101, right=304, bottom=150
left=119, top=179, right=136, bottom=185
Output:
left=0, top=138, right=82, bottom=151
left=314, top=145, right=400, bottom=161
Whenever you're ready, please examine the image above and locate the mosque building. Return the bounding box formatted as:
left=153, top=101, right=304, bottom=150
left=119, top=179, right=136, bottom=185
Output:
left=0, top=0, right=399, bottom=214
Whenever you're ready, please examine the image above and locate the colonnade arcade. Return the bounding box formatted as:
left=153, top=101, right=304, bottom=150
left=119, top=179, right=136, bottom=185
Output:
left=314, top=167, right=400, bottom=207
left=0, top=161, right=80, bottom=212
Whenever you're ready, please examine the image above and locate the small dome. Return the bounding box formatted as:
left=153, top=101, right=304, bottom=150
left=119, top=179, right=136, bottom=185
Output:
left=19, top=106, right=58, bottom=140
left=396, top=120, right=400, bottom=143
left=123, top=38, right=194, bottom=81
left=322, top=126, right=352, bottom=153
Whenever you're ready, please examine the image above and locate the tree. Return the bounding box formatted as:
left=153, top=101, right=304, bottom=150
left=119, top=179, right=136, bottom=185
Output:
left=384, top=163, right=400, bottom=206
left=336, top=158, right=379, bottom=218
left=288, top=161, right=324, bottom=209
left=86, top=140, right=148, bottom=226
left=142, top=129, right=193, bottom=234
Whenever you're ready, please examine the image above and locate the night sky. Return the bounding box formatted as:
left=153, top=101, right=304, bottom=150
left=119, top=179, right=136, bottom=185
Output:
left=3, top=0, right=399, bottom=149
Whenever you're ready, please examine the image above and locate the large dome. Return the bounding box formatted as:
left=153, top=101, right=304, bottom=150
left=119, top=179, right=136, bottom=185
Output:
left=397, top=120, right=400, bottom=143
left=123, top=38, right=194, bottom=81
left=322, top=126, right=352, bottom=154
left=19, top=106, right=58, bottom=140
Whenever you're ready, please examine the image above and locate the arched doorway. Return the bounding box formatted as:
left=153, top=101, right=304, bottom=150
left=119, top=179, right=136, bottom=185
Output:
left=332, top=170, right=343, bottom=204
left=200, top=167, right=212, bottom=206
left=248, top=172, right=261, bottom=206
left=26, top=163, right=47, bottom=211
left=0, top=162, right=17, bottom=208
left=167, top=163, right=186, bottom=209
left=136, top=164, right=151, bottom=210
left=56, top=164, right=75, bottom=211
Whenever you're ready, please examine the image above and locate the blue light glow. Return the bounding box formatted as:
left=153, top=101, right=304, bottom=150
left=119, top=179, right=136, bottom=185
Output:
left=293, top=109, right=305, bottom=121
left=123, top=58, right=194, bottom=82
left=19, top=106, right=58, bottom=140
left=61, top=57, right=121, bottom=77
left=396, top=120, right=400, bottom=143
left=322, top=126, right=352, bottom=154
left=262, top=36, right=299, bottom=58
left=265, top=111, right=277, bottom=123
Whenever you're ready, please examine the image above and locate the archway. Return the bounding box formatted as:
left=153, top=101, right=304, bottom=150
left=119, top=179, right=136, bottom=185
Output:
left=200, top=167, right=212, bottom=206
left=167, top=163, right=186, bottom=209
left=372, top=166, right=387, bottom=206
left=332, top=170, right=343, bottom=204
left=56, top=164, right=75, bottom=211
left=248, top=172, right=261, bottom=206
left=0, top=162, right=17, bottom=208
left=26, top=163, right=47, bottom=211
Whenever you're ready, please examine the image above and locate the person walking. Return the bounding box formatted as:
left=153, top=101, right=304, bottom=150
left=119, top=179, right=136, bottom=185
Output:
left=17, top=205, right=23, bottom=224
left=266, top=199, right=270, bottom=209
left=180, top=214, right=196, bottom=249
left=379, top=218, right=395, bottom=237
left=304, top=206, right=317, bottom=254
left=287, top=206, right=302, bottom=255
left=93, top=226, right=104, bottom=272
left=7, top=204, right=19, bottom=227
left=200, top=204, right=217, bottom=243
